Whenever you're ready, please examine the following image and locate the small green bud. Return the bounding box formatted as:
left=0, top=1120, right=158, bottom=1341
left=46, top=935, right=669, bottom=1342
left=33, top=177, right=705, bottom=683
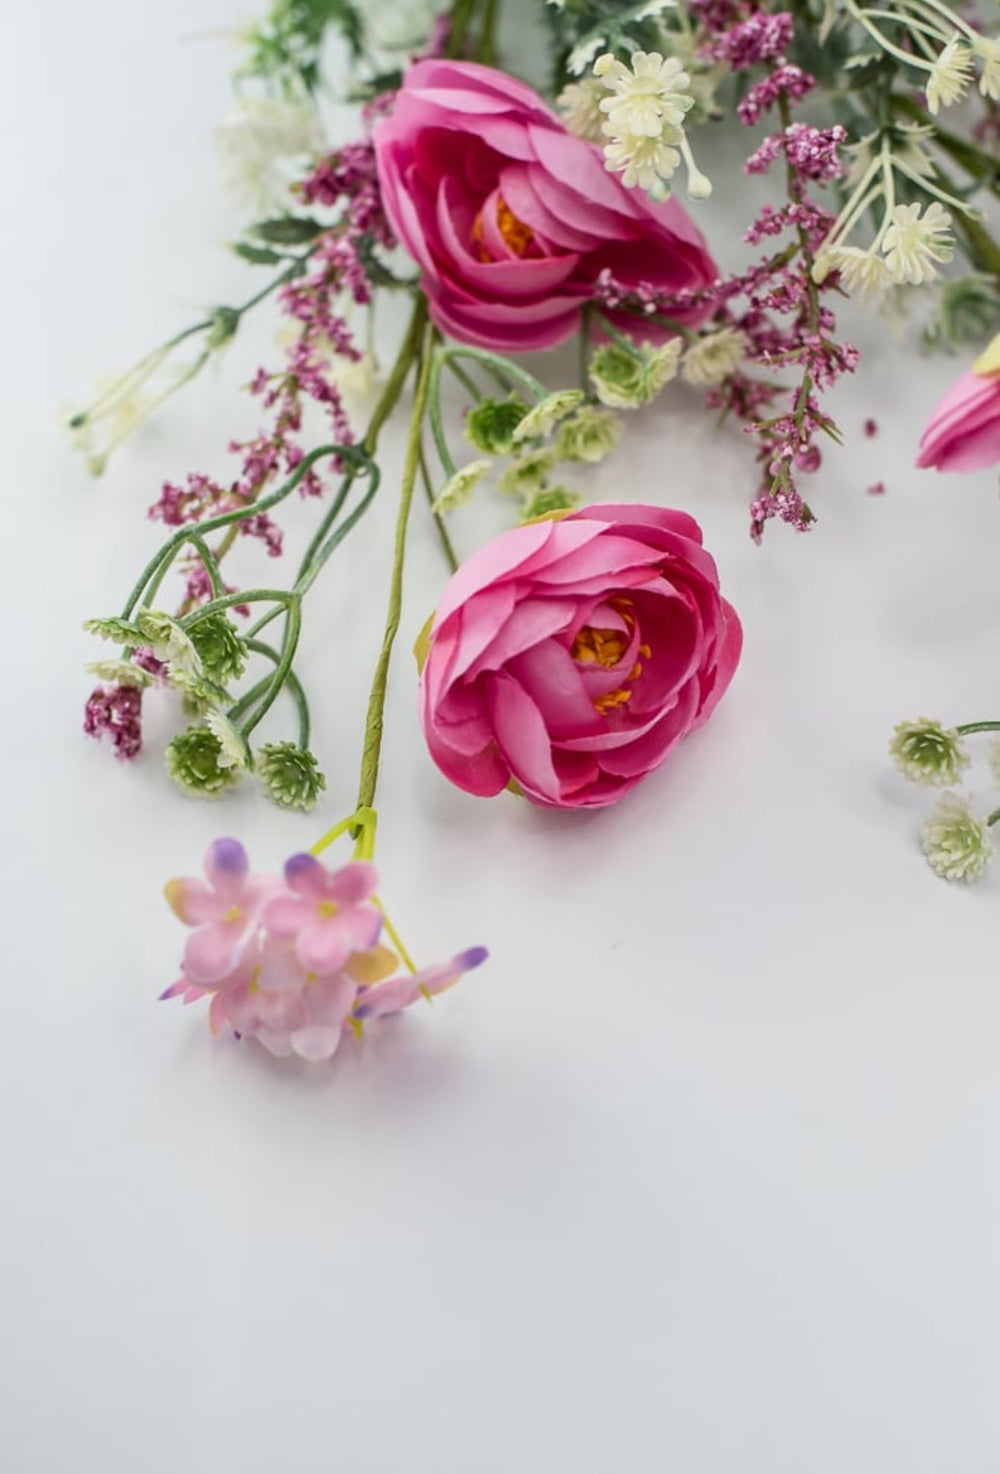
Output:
left=921, top=793, right=992, bottom=882
left=166, top=668, right=231, bottom=716
left=206, top=305, right=241, bottom=350
left=512, top=390, right=585, bottom=442
left=497, top=447, right=557, bottom=497
left=589, top=339, right=681, bottom=408
left=464, top=396, right=530, bottom=455
left=135, top=611, right=202, bottom=675
left=555, top=406, right=622, bottom=464
left=188, top=613, right=248, bottom=683
left=520, top=485, right=581, bottom=521
left=165, top=726, right=242, bottom=797
left=923, top=275, right=1000, bottom=352
left=257, top=742, right=327, bottom=811
left=681, top=328, right=746, bottom=387
left=432, top=459, right=493, bottom=513
left=890, top=718, right=969, bottom=786
left=205, top=711, right=252, bottom=771
left=83, top=616, right=143, bottom=645
left=86, top=659, right=156, bottom=688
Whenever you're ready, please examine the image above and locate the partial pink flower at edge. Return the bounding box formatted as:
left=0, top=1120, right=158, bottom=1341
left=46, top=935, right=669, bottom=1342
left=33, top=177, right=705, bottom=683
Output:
left=917, top=335, right=1000, bottom=474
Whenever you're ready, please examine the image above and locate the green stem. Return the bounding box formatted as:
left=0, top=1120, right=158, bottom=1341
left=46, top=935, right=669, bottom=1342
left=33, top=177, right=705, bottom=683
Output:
left=355, top=309, right=434, bottom=817
left=120, top=443, right=348, bottom=619
left=987, top=808, right=1000, bottom=829
left=240, top=601, right=303, bottom=738
left=956, top=721, right=1000, bottom=736
left=419, top=439, right=461, bottom=573
left=243, top=638, right=312, bottom=746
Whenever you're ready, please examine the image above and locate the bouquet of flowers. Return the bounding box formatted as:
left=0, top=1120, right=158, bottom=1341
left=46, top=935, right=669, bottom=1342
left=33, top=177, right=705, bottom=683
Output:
left=73, top=0, right=1000, bottom=1063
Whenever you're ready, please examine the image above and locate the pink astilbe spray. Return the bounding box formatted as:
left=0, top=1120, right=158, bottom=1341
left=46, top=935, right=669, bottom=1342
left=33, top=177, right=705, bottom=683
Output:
left=147, top=140, right=396, bottom=608
left=161, top=839, right=487, bottom=1062
left=595, top=7, right=857, bottom=540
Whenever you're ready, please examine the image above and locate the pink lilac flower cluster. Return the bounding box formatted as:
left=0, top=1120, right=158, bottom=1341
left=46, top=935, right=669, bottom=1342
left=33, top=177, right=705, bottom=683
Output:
left=148, top=141, right=395, bottom=607
left=161, top=838, right=486, bottom=1061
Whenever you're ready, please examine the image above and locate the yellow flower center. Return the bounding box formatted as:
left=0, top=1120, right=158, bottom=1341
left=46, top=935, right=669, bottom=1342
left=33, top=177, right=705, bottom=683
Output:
left=317, top=900, right=338, bottom=919
left=571, top=621, right=651, bottom=716
left=221, top=904, right=241, bottom=924
left=472, top=194, right=535, bottom=261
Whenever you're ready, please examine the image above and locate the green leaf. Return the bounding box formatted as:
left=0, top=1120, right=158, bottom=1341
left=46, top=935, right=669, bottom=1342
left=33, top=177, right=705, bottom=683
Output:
left=250, top=216, right=323, bottom=246
left=233, top=241, right=285, bottom=266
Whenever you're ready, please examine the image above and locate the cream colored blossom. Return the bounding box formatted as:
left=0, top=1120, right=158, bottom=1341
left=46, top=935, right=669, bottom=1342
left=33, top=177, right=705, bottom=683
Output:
left=813, top=245, right=891, bottom=295
left=881, top=202, right=954, bottom=285
left=925, top=38, right=974, bottom=114
left=971, top=34, right=1000, bottom=100
left=603, top=128, right=682, bottom=190
left=216, top=98, right=323, bottom=212
left=557, top=77, right=607, bottom=141
left=595, top=51, right=693, bottom=137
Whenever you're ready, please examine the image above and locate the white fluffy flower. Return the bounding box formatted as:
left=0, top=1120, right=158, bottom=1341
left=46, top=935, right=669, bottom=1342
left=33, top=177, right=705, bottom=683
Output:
left=216, top=98, right=323, bottom=212
left=603, top=128, right=682, bottom=190
left=557, top=77, right=608, bottom=141
left=595, top=51, right=693, bottom=137
left=925, top=38, right=974, bottom=114
left=881, top=202, right=954, bottom=285
left=971, top=34, right=1000, bottom=100
left=812, top=245, right=891, bottom=295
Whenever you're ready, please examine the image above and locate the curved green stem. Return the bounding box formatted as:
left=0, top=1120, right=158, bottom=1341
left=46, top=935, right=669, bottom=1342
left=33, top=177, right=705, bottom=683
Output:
left=240, top=601, right=303, bottom=738
left=120, top=443, right=348, bottom=619
left=243, top=638, right=312, bottom=747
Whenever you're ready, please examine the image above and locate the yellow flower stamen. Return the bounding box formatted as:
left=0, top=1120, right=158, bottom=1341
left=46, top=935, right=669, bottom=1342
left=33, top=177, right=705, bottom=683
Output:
left=471, top=194, right=535, bottom=262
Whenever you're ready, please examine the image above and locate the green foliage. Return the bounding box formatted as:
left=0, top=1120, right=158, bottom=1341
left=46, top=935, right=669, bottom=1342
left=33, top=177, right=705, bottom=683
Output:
left=250, top=216, right=324, bottom=246
left=239, top=0, right=364, bottom=97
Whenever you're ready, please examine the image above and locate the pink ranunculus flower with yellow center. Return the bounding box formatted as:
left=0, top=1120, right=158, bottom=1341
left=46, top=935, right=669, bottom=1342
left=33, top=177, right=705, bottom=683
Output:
left=161, top=843, right=486, bottom=1062
left=917, top=333, right=1000, bottom=473
left=418, top=503, right=742, bottom=809
left=373, top=59, right=718, bottom=351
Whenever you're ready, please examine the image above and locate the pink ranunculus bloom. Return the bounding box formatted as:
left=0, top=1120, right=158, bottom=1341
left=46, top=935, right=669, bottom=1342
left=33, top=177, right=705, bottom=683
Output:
left=917, top=334, right=1000, bottom=473
left=373, top=59, right=719, bottom=351
left=418, top=504, right=742, bottom=809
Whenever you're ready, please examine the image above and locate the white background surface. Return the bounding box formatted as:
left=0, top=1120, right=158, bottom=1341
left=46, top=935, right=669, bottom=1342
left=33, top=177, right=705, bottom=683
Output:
left=4, top=3, right=1000, bottom=1470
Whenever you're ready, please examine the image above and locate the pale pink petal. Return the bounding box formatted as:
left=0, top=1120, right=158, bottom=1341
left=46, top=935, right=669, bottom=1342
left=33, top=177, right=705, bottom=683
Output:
left=163, top=878, right=222, bottom=927
left=261, top=893, right=315, bottom=940
left=328, top=862, right=379, bottom=907
left=183, top=923, right=245, bottom=986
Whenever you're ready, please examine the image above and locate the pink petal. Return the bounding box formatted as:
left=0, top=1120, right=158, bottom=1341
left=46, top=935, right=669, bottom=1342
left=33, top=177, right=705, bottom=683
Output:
left=183, top=922, right=246, bottom=986
left=163, top=878, right=222, bottom=927
left=261, top=892, right=315, bottom=940
left=328, top=862, right=379, bottom=907
left=203, top=838, right=249, bottom=899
